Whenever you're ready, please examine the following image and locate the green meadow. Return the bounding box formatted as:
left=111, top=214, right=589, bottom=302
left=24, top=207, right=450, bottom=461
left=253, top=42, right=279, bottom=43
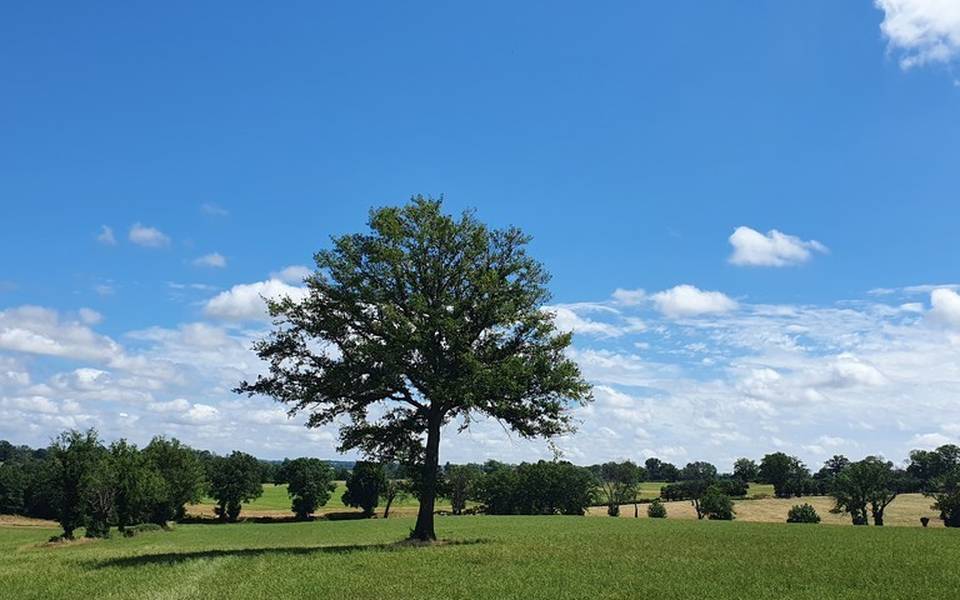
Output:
left=3, top=515, right=959, bottom=600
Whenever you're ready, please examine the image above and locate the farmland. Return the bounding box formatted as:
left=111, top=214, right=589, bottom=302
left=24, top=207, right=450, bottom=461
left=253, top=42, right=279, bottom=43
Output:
left=3, top=514, right=959, bottom=600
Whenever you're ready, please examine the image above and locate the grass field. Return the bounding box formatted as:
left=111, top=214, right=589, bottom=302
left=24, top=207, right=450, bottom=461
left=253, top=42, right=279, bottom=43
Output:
left=189, top=482, right=778, bottom=518
left=190, top=482, right=436, bottom=518
left=2, top=515, right=959, bottom=599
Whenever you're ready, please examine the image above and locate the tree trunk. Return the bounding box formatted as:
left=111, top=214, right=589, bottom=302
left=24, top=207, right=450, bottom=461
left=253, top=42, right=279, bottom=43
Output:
left=410, top=413, right=441, bottom=541
left=383, top=495, right=394, bottom=519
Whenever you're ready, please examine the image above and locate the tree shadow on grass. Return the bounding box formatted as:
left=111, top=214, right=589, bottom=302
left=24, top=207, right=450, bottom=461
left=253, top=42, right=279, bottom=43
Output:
left=93, top=538, right=488, bottom=569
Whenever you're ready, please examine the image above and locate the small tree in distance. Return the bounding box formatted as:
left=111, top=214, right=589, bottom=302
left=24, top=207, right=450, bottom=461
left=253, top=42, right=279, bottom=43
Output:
left=700, top=486, right=735, bottom=520
left=342, top=461, right=386, bottom=517
left=208, top=451, right=263, bottom=522
left=285, top=458, right=335, bottom=520
left=594, top=461, right=642, bottom=517
left=733, top=458, right=758, bottom=484
left=143, top=436, right=206, bottom=527
left=442, top=464, right=482, bottom=516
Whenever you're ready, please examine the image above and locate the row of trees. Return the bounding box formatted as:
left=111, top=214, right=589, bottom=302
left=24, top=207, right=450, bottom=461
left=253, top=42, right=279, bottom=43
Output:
left=4, top=432, right=960, bottom=534
left=0, top=432, right=348, bottom=538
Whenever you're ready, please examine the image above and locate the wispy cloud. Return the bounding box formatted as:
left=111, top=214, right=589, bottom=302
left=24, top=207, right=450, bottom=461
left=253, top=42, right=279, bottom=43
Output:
left=192, top=252, right=227, bottom=268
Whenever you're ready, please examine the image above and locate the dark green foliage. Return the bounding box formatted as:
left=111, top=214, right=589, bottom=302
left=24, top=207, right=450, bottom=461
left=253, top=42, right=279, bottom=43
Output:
left=284, top=458, right=335, bottom=520
left=49, top=430, right=106, bottom=539
left=733, top=458, right=758, bottom=483
left=342, top=462, right=386, bottom=517
left=474, top=461, right=595, bottom=515
left=143, top=437, right=206, bottom=526
left=908, top=445, right=960, bottom=489
left=109, top=440, right=163, bottom=531
left=647, top=497, right=667, bottom=518
left=759, top=453, right=810, bottom=498
left=787, top=503, right=821, bottom=524
left=592, top=461, right=643, bottom=516
left=380, top=478, right=409, bottom=519
left=208, top=451, right=263, bottom=522
left=680, top=461, right=717, bottom=482
left=0, top=463, right=26, bottom=514
left=700, top=486, right=735, bottom=520
left=442, top=463, right=483, bottom=515
left=238, top=197, right=592, bottom=540
left=926, top=467, right=960, bottom=527
left=829, top=456, right=903, bottom=526
left=82, top=455, right=116, bottom=538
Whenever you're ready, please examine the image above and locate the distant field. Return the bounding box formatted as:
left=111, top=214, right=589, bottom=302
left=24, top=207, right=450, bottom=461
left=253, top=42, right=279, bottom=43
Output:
left=189, top=481, right=776, bottom=518
left=592, top=493, right=943, bottom=527
left=190, top=482, right=439, bottom=518
left=3, top=515, right=960, bottom=599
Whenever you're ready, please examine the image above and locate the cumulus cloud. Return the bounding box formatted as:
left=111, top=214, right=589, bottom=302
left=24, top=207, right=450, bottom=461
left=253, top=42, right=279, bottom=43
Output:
left=270, top=265, right=312, bottom=284
left=192, top=252, right=227, bottom=268
left=204, top=279, right=308, bottom=320
left=875, top=0, right=960, bottom=69
left=728, top=226, right=828, bottom=267
left=929, top=287, right=960, bottom=327
left=0, top=305, right=122, bottom=361
left=651, top=284, right=738, bottom=318
left=96, top=225, right=116, bottom=245
left=129, top=223, right=171, bottom=247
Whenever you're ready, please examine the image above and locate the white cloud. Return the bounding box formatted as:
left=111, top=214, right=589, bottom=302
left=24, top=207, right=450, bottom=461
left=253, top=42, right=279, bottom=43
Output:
left=78, top=308, right=103, bottom=325
left=548, top=306, right=625, bottom=338
left=148, top=398, right=191, bottom=413
left=876, top=0, right=960, bottom=69
left=200, top=203, right=229, bottom=217
left=204, top=279, right=308, bottom=321
left=929, top=287, right=960, bottom=327
left=0, top=306, right=122, bottom=361
left=728, top=226, right=828, bottom=267
left=192, top=252, right=227, bottom=268
left=129, top=223, right=171, bottom=247
left=611, top=288, right=646, bottom=305
left=651, top=284, right=738, bottom=318
left=96, top=225, right=116, bottom=245
left=270, top=265, right=311, bottom=284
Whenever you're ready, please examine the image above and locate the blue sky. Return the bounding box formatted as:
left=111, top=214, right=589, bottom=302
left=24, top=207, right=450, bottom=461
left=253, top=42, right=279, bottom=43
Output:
left=2, top=1, right=959, bottom=469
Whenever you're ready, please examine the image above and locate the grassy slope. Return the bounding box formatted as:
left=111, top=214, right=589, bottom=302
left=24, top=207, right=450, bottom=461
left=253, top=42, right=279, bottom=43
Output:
left=3, top=516, right=959, bottom=599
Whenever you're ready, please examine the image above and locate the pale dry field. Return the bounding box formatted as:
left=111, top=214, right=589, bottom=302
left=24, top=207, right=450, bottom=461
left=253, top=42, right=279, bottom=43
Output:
left=589, top=493, right=945, bottom=527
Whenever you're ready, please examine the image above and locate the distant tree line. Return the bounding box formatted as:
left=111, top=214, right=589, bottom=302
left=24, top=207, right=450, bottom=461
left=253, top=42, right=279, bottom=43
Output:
left=3, top=432, right=960, bottom=534
left=0, top=431, right=350, bottom=539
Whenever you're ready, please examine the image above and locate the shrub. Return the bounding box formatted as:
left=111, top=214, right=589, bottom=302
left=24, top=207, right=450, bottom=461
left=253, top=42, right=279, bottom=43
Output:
left=700, top=487, right=735, bottom=520
left=786, top=503, right=821, bottom=524
left=647, top=498, right=667, bottom=518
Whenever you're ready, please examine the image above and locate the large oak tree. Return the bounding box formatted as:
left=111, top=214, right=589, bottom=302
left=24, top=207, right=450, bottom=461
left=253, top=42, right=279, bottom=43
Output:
left=237, top=197, right=591, bottom=540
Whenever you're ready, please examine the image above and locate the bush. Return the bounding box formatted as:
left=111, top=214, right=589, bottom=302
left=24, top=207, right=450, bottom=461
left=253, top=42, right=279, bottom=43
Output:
left=786, top=503, right=821, bottom=524
left=700, top=487, right=735, bottom=520
left=647, top=498, right=667, bottom=518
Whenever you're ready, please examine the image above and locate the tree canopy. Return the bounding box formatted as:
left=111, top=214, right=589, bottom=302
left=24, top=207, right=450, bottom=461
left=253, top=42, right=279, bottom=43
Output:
left=237, top=197, right=591, bottom=540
